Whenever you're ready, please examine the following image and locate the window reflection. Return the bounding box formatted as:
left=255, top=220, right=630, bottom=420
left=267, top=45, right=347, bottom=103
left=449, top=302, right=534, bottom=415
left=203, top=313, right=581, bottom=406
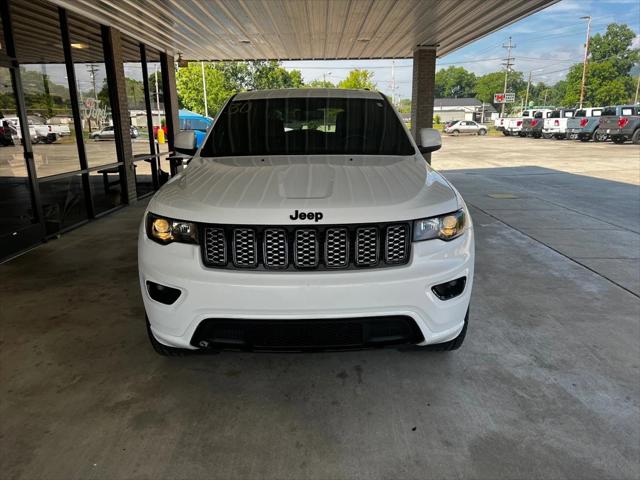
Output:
left=12, top=0, right=78, bottom=177
left=67, top=12, right=118, bottom=170
left=0, top=67, right=37, bottom=236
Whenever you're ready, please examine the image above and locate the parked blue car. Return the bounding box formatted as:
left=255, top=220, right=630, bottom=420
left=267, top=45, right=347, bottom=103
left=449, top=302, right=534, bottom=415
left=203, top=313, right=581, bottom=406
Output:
left=178, top=109, right=213, bottom=147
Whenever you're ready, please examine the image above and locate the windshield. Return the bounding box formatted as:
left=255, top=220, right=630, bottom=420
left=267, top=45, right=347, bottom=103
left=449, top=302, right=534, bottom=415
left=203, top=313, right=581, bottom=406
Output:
left=201, top=96, right=415, bottom=157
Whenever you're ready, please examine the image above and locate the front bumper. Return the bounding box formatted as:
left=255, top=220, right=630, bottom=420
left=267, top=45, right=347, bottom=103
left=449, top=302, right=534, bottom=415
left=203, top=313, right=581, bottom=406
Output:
left=139, top=222, right=474, bottom=350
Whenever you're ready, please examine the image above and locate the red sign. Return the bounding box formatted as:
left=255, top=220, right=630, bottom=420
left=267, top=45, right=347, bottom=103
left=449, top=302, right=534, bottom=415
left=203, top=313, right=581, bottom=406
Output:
left=494, top=93, right=505, bottom=103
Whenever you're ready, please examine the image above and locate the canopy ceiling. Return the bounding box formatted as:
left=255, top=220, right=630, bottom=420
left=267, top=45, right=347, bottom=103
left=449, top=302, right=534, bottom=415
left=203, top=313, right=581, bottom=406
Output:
left=49, top=0, right=557, bottom=60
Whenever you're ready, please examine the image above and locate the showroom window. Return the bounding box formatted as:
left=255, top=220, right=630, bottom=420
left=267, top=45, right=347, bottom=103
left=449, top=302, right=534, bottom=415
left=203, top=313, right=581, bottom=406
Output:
left=0, top=0, right=176, bottom=260
left=67, top=11, right=123, bottom=216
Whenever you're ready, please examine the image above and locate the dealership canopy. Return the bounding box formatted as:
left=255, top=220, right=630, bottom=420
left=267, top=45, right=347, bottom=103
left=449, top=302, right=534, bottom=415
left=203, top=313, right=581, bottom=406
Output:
left=50, top=0, right=557, bottom=60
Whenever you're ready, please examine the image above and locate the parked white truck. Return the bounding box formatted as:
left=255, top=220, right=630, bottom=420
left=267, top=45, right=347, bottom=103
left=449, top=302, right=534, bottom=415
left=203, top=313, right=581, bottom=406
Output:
left=5, top=116, right=64, bottom=144
left=542, top=108, right=576, bottom=139
left=138, top=89, right=474, bottom=355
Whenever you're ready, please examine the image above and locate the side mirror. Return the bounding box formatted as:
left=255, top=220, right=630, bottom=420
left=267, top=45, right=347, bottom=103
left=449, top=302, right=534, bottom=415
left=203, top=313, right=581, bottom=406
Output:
left=174, top=130, right=197, bottom=156
left=418, top=128, right=442, bottom=154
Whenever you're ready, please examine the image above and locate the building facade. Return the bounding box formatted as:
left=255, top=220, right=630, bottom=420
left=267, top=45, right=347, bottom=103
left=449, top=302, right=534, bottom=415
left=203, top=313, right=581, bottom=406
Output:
left=433, top=98, right=497, bottom=123
left=0, top=0, right=178, bottom=261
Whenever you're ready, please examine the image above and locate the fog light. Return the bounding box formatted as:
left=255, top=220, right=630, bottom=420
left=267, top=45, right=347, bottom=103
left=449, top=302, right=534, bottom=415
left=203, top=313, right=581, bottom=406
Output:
left=432, top=277, right=466, bottom=301
left=146, top=281, right=181, bottom=305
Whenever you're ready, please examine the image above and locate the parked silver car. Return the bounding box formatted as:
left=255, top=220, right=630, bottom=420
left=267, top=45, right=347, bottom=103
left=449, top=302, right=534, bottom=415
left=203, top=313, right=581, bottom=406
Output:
left=444, top=120, right=487, bottom=136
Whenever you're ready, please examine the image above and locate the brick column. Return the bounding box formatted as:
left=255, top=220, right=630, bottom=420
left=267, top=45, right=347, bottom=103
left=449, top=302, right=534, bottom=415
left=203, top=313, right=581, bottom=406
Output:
left=102, top=26, right=136, bottom=203
left=411, top=46, right=437, bottom=141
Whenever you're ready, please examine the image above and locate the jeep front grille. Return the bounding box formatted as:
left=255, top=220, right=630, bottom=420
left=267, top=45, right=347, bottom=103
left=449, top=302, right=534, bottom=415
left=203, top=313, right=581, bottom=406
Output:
left=201, top=222, right=411, bottom=271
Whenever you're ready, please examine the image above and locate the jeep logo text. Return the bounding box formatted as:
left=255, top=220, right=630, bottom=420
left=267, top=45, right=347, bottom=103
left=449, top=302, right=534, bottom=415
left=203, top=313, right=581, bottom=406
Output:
left=290, top=210, right=323, bottom=222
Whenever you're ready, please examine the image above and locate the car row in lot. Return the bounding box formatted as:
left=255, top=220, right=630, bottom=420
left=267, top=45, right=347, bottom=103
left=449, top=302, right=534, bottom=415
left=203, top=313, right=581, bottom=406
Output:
left=494, top=104, right=640, bottom=144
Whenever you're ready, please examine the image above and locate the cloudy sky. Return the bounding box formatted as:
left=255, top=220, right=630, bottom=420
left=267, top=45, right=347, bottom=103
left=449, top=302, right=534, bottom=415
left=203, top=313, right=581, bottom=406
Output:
left=282, top=0, right=640, bottom=100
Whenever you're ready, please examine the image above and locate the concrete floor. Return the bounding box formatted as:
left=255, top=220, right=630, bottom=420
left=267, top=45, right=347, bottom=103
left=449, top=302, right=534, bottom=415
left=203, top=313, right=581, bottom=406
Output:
left=1, top=136, right=639, bottom=479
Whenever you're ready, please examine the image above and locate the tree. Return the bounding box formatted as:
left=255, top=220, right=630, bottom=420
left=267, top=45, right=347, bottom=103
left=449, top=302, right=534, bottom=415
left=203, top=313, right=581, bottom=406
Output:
left=175, top=61, right=304, bottom=115
left=396, top=98, right=412, bottom=114
left=305, top=79, right=335, bottom=88
left=337, top=69, right=376, bottom=90
left=475, top=71, right=525, bottom=107
left=590, top=23, right=639, bottom=75
left=435, top=66, right=476, bottom=98
left=176, top=62, right=234, bottom=115
left=247, top=61, right=303, bottom=90
left=562, top=23, right=639, bottom=106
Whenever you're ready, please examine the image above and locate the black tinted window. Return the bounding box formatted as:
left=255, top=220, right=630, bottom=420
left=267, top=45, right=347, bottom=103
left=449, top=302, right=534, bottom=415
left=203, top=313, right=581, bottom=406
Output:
left=602, top=107, right=617, bottom=116
left=575, top=110, right=586, bottom=117
left=201, top=97, right=415, bottom=157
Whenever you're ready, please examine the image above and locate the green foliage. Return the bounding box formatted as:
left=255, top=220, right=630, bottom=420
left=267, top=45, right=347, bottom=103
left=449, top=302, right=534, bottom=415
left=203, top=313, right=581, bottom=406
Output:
left=475, top=71, right=525, bottom=107
left=305, top=79, right=336, bottom=88
left=176, top=63, right=233, bottom=115
left=590, top=23, right=639, bottom=75
left=435, top=66, right=476, bottom=98
left=337, top=69, right=376, bottom=90
left=561, top=23, right=638, bottom=106
left=396, top=98, right=412, bottom=114
left=176, top=61, right=304, bottom=115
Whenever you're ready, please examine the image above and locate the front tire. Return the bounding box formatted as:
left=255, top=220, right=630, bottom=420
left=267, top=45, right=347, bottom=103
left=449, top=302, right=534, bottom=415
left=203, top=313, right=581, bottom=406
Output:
left=452, top=129, right=460, bottom=136
left=632, top=129, right=640, bottom=145
left=146, top=316, right=190, bottom=356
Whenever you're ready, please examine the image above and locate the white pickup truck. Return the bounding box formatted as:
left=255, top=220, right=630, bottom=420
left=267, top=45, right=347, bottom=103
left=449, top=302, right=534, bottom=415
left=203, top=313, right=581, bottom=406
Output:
left=542, top=109, right=576, bottom=139
left=5, top=116, right=64, bottom=144
left=504, top=109, right=537, bottom=136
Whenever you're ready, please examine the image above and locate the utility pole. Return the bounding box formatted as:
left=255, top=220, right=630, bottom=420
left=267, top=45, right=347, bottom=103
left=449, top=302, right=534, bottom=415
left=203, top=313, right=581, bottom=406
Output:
left=201, top=61, right=208, bottom=117
left=86, top=64, right=98, bottom=100
left=391, top=59, right=396, bottom=106
left=525, top=70, right=532, bottom=108
left=500, top=36, right=515, bottom=118
left=154, top=64, right=161, bottom=127
left=634, top=74, right=639, bottom=104
left=579, top=16, right=592, bottom=109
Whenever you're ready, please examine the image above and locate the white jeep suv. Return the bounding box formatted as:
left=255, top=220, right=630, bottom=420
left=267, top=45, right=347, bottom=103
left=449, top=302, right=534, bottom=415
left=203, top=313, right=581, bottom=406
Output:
left=138, top=89, right=474, bottom=355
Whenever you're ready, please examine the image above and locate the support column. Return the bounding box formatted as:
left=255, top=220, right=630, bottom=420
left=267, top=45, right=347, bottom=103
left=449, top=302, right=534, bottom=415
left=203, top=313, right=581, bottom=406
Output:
left=411, top=46, right=437, bottom=161
left=102, top=26, right=136, bottom=203
left=160, top=53, right=179, bottom=151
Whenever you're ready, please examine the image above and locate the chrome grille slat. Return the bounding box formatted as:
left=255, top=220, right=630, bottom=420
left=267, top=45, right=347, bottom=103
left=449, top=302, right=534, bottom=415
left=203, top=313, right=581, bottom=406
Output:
left=204, top=227, right=227, bottom=266
left=325, top=228, right=349, bottom=268
left=202, top=223, right=409, bottom=270
left=385, top=225, right=409, bottom=264
left=294, top=229, right=319, bottom=268
left=232, top=228, right=257, bottom=267
left=263, top=228, right=288, bottom=268
left=355, top=227, right=379, bottom=266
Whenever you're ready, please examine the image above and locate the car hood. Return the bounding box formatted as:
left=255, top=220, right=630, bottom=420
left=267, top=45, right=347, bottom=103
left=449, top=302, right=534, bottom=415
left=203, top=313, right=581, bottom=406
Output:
left=148, top=155, right=460, bottom=225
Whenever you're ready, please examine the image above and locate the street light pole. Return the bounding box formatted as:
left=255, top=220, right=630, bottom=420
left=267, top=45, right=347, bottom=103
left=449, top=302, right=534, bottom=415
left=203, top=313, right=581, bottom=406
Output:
left=525, top=70, right=532, bottom=108
left=579, top=15, right=592, bottom=109
left=201, top=61, right=208, bottom=117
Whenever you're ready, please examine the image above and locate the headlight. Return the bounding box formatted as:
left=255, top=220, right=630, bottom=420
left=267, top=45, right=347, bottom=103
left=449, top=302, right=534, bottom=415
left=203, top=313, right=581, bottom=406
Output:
left=146, top=213, right=198, bottom=245
left=413, top=209, right=466, bottom=242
